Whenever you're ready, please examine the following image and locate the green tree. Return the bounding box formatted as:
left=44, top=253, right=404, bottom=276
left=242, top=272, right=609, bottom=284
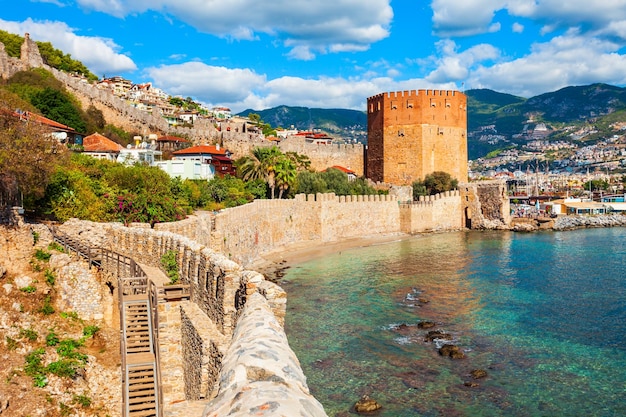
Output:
left=236, top=146, right=284, bottom=199
left=274, top=157, right=297, bottom=199
left=583, top=179, right=609, bottom=192
left=295, top=170, right=328, bottom=194
left=0, top=103, right=68, bottom=208
left=412, top=171, right=458, bottom=200
left=0, top=30, right=23, bottom=57
left=285, top=151, right=311, bottom=171
left=30, top=87, right=86, bottom=132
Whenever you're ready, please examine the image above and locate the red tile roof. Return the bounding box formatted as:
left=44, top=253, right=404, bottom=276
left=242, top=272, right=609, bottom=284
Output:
left=172, top=144, right=226, bottom=156
left=22, top=111, right=77, bottom=132
left=330, top=165, right=356, bottom=175
left=83, top=132, right=123, bottom=152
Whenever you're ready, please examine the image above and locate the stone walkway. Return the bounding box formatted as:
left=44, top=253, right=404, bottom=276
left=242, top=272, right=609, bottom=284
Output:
left=137, top=262, right=170, bottom=286
left=164, top=400, right=208, bottom=417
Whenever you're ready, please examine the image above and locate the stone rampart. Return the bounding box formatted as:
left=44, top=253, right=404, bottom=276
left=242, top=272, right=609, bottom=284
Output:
left=207, top=192, right=462, bottom=266
left=399, top=190, right=463, bottom=233
left=201, top=292, right=327, bottom=417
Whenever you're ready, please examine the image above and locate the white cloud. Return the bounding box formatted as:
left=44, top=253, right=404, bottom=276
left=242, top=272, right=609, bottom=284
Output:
left=432, top=0, right=506, bottom=36
left=144, top=62, right=266, bottom=105
left=432, top=0, right=626, bottom=40
left=141, top=60, right=460, bottom=112
left=76, top=0, right=393, bottom=59
left=425, top=40, right=500, bottom=83
left=512, top=22, right=524, bottom=33
left=466, top=31, right=626, bottom=97
left=0, top=18, right=136, bottom=75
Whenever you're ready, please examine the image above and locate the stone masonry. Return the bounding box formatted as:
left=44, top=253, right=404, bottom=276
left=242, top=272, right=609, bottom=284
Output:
left=367, top=90, right=468, bottom=185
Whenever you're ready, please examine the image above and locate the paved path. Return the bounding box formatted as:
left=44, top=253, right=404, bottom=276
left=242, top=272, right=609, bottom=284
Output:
left=137, top=262, right=170, bottom=286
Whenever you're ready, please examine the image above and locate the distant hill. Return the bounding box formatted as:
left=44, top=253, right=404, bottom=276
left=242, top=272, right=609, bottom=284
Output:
left=237, top=106, right=367, bottom=143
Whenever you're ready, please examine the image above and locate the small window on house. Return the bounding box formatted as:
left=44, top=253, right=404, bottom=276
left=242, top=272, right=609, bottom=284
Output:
left=369, top=103, right=374, bottom=113
left=377, top=102, right=381, bottom=111
left=407, top=100, right=414, bottom=108
left=391, top=101, right=397, bottom=109
left=430, top=99, right=436, bottom=107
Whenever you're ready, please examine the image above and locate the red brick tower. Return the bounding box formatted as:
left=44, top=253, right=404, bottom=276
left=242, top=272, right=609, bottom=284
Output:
left=366, top=90, right=467, bottom=185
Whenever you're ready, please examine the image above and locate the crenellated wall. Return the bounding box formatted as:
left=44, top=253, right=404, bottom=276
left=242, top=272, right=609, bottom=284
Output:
left=399, top=190, right=464, bottom=233
left=156, top=192, right=465, bottom=267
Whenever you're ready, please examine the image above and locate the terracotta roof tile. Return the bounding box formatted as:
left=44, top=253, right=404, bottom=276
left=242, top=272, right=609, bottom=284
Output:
left=83, top=132, right=123, bottom=152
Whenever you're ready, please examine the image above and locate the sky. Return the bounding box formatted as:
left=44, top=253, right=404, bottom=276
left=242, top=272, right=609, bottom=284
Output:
left=2, top=0, right=626, bottom=113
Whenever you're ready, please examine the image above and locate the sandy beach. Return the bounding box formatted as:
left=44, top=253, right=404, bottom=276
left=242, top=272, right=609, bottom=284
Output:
left=250, top=232, right=409, bottom=281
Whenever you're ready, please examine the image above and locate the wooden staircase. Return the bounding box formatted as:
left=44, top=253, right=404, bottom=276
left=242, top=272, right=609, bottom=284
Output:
left=121, top=292, right=162, bottom=417
left=50, top=229, right=162, bottom=417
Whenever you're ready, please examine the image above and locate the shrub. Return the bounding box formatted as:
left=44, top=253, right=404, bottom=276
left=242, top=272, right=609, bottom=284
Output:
left=47, top=242, right=64, bottom=252
left=20, top=328, right=38, bottom=341
left=46, top=330, right=59, bottom=346
left=82, top=325, right=100, bottom=338
left=34, top=249, right=51, bottom=261
left=73, top=394, right=91, bottom=408
left=20, top=285, right=36, bottom=293
left=40, top=296, right=55, bottom=315
left=60, top=311, right=79, bottom=320
left=6, top=336, right=17, bottom=350
left=47, top=360, right=80, bottom=378
left=160, top=250, right=179, bottom=284
left=44, top=269, right=55, bottom=286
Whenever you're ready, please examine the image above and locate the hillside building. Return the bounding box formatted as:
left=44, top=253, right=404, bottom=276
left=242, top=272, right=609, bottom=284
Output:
left=366, top=90, right=468, bottom=185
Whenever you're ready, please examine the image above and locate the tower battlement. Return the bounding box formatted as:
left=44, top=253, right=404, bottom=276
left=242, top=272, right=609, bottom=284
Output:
left=366, top=89, right=468, bottom=186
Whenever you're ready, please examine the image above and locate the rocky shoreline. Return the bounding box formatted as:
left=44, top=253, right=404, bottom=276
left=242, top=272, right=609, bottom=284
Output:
left=511, top=214, right=626, bottom=232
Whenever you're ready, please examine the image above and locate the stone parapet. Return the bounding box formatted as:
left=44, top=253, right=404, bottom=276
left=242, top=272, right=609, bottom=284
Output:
left=201, top=292, right=328, bottom=417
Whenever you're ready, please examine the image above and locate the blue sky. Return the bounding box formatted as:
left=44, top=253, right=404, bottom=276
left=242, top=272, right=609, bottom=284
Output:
left=3, top=0, right=626, bottom=113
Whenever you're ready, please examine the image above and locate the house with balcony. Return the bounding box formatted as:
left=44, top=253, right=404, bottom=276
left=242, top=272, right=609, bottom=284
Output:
left=172, top=144, right=236, bottom=177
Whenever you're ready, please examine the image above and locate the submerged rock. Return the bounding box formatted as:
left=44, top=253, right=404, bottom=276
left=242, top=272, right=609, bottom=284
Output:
left=470, top=369, right=488, bottom=379
left=438, top=344, right=465, bottom=359
left=354, top=395, right=382, bottom=413
left=417, top=321, right=436, bottom=329
left=424, top=330, right=453, bottom=342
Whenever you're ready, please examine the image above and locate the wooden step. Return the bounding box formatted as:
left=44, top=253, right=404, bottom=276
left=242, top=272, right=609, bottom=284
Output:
left=128, top=410, right=157, bottom=417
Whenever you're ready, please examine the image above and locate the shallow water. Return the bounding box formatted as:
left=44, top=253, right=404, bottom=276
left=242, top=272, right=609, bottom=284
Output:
left=282, top=229, right=626, bottom=417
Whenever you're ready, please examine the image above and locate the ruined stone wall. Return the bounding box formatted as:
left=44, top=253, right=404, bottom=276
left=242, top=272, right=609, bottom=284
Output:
left=366, top=90, right=468, bottom=185
left=277, top=137, right=365, bottom=175
left=460, top=180, right=511, bottom=229
left=49, top=253, right=109, bottom=322
left=153, top=212, right=213, bottom=247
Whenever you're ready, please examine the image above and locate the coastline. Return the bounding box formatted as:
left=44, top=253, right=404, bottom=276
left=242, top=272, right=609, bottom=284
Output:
left=252, top=213, right=626, bottom=280
left=250, top=232, right=409, bottom=281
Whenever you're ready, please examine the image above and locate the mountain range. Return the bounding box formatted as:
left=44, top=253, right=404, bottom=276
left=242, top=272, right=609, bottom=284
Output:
left=239, top=83, right=626, bottom=160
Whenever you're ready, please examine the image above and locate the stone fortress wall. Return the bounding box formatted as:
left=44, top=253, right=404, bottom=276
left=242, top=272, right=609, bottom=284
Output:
left=57, top=219, right=325, bottom=415
left=151, top=191, right=464, bottom=268
left=51, top=179, right=509, bottom=415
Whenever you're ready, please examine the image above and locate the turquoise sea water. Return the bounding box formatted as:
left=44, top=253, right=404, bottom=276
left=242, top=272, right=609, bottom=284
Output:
left=282, top=228, right=626, bottom=417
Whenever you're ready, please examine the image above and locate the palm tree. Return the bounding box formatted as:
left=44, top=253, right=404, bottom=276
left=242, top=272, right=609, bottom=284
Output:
left=237, top=146, right=283, bottom=198
left=275, top=156, right=297, bottom=199
left=285, top=151, right=311, bottom=172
